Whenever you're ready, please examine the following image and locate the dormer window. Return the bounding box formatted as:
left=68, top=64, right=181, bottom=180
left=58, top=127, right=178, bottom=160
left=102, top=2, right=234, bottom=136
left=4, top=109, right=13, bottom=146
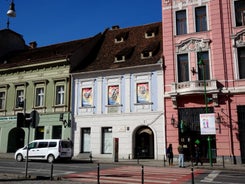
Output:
left=114, top=47, right=134, bottom=62
left=114, top=32, right=129, bottom=43
left=145, top=32, right=155, bottom=38
left=141, top=41, right=160, bottom=59
left=141, top=52, right=152, bottom=59
left=145, top=26, right=158, bottom=38
left=115, top=37, right=124, bottom=43
left=114, top=55, right=125, bottom=62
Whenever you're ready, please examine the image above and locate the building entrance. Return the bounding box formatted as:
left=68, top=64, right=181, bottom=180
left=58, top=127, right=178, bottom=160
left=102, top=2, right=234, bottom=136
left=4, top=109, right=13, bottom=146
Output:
left=7, top=128, right=25, bottom=152
left=178, top=108, right=216, bottom=163
left=238, top=105, right=245, bottom=164
left=134, top=126, right=154, bottom=159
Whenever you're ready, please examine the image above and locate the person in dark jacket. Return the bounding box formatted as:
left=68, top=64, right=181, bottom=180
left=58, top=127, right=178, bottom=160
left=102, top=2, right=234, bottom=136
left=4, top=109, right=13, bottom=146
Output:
left=194, top=144, right=203, bottom=166
left=166, top=144, right=173, bottom=166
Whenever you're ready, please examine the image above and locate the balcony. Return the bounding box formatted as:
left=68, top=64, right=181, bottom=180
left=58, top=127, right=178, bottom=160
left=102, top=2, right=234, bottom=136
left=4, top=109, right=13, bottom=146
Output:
left=169, top=80, right=219, bottom=108
left=171, top=80, right=218, bottom=94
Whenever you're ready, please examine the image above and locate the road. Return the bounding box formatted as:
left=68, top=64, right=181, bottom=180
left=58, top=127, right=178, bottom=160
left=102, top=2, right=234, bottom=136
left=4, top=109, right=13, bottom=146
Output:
left=0, top=159, right=245, bottom=183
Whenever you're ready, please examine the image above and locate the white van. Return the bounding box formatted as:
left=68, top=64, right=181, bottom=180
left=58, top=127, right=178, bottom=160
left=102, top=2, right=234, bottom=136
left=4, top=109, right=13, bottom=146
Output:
left=14, top=139, right=73, bottom=163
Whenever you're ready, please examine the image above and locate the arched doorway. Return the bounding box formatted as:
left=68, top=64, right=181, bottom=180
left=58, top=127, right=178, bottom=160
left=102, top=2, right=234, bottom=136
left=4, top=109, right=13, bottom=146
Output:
left=7, top=128, right=25, bottom=152
left=134, top=126, right=154, bottom=159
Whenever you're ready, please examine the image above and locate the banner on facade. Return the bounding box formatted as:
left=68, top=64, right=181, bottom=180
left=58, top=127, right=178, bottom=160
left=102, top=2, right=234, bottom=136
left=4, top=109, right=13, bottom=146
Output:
left=199, top=113, right=216, bottom=135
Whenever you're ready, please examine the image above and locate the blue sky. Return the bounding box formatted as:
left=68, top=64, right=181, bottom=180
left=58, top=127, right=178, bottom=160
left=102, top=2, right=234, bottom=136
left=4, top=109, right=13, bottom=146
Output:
left=0, top=0, right=162, bottom=47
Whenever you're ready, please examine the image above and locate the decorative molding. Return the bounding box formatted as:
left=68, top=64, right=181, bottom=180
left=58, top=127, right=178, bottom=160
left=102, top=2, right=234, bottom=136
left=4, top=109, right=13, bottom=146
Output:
left=176, top=38, right=211, bottom=53
left=163, top=0, right=209, bottom=10
left=232, top=29, right=245, bottom=47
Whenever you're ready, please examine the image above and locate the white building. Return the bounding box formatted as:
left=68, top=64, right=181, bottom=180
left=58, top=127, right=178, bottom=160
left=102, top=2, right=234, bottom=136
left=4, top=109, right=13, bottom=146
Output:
left=70, top=22, right=165, bottom=160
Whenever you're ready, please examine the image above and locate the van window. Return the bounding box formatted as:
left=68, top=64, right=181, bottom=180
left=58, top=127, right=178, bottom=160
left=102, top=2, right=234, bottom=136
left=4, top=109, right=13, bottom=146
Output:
left=49, top=142, right=57, bottom=147
left=61, top=141, right=71, bottom=148
left=28, top=142, right=37, bottom=149
left=37, top=142, right=48, bottom=148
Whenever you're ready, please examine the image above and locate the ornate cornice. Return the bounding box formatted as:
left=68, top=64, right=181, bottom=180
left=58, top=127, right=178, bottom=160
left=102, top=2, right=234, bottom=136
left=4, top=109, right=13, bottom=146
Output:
left=232, top=29, right=245, bottom=47
left=176, top=38, right=211, bottom=53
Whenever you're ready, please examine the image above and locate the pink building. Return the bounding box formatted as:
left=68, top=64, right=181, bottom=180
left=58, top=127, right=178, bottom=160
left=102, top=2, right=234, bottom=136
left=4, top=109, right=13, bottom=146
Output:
left=162, top=0, right=245, bottom=164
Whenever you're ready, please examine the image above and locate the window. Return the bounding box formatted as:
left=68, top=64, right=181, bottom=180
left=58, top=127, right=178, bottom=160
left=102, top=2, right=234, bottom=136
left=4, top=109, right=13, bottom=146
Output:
left=52, top=125, right=62, bottom=139
left=195, top=6, right=207, bottom=32
left=235, top=1, right=245, bottom=26
left=37, top=142, right=48, bottom=148
left=102, top=127, right=112, bottom=154
left=197, top=51, right=210, bottom=80
left=48, top=142, right=57, bottom=147
left=176, top=10, right=187, bottom=35
left=141, top=52, right=152, bottom=59
left=177, top=54, right=189, bottom=82
left=136, top=82, right=150, bottom=103
left=238, top=47, right=245, bottom=79
left=81, top=128, right=91, bottom=153
left=145, top=31, right=155, bottom=38
left=56, top=85, right=64, bottom=105
left=82, top=88, right=93, bottom=107
left=114, top=55, right=125, bottom=62
left=35, top=87, right=44, bottom=107
left=28, top=142, right=37, bottom=149
left=15, top=89, right=24, bottom=108
left=0, top=91, right=6, bottom=110
left=108, top=85, right=120, bottom=105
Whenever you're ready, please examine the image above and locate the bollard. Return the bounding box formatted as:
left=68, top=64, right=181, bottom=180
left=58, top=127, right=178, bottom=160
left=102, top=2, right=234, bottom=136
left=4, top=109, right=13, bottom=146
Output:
left=191, top=167, right=194, bottom=184
left=50, top=162, right=53, bottom=181
left=97, top=163, right=100, bottom=184
left=163, top=155, right=166, bottom=167
left=141, top=165, right=144, bottom=184
left=222, top=155, right=225, bottom=168
left=89, top=153, right=93, bottom=163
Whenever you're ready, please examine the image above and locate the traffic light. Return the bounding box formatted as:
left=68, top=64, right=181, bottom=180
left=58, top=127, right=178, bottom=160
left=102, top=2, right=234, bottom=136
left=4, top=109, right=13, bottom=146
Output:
left=30, top=110, right=39, bottom=128
left=17, top=113, right=25, bottom=128
left=17, top=113, right=30, bottom=128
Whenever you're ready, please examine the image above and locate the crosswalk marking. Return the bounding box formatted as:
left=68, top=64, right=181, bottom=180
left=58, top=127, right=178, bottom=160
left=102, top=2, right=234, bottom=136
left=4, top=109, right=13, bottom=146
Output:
left=64, top=166, right=203, bottom=184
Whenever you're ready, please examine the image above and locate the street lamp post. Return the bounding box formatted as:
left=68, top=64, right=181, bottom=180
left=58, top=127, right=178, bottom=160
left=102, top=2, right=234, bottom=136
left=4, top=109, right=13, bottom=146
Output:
left=198, top=55, right=213, bottom=167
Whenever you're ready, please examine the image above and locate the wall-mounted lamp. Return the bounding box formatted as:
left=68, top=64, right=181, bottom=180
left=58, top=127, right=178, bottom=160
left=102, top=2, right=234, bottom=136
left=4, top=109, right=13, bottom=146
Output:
left=59, top=113, right=71, bottom=128
left=191, top=67, right=197, bottom=76
left=171, top=114, right=178, bottom=128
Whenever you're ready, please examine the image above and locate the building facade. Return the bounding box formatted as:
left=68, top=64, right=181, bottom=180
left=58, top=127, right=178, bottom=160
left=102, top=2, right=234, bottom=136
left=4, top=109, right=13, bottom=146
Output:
left=162, top=0, right=245, bottom=164
left=0, top=30, right=88, bottom=153
left=71, top=23, right=165, bottom=160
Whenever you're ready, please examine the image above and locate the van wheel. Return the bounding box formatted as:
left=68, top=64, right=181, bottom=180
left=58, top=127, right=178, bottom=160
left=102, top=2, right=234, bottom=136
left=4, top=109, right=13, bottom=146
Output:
left=47, top=154, right=55, bottom=163
left=16, top=154, right=23, bottom=162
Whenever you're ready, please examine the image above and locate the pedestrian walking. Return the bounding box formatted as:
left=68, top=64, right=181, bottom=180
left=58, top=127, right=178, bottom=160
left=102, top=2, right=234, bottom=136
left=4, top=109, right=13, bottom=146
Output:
left=166, top=144, right=173, bottom=166
left=194, top=144, right=203, bottom=166
left=178, top=144, right=184, bottom=167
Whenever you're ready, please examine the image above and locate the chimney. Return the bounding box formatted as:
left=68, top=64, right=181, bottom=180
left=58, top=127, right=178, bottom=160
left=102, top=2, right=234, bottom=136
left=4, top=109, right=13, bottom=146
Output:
left=29, top=41, right=37, bottom=49
left=111, top=25, right=120, bottom=30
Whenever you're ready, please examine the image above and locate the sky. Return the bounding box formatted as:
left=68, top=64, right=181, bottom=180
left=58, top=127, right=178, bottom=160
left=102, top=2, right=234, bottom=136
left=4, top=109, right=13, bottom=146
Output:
left=0, top=0, right=162, bottom=47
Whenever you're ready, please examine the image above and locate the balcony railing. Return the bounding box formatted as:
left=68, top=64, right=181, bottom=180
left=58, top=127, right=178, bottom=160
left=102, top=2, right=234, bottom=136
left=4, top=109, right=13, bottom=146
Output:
left=171, top=80, right=218, bottom=95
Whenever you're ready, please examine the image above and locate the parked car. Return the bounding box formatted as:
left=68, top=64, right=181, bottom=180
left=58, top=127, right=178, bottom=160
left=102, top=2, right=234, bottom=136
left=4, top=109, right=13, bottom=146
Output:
left=15, top=139, right=73, bottom=163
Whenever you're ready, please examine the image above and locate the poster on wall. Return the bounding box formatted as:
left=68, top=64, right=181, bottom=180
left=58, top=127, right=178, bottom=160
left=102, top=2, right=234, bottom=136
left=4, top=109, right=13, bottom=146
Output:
left=82, top=88, right=93, bottom=107
left=108, top=85, right=120, bottom=105
left=199, top=113, right=216, bottom=135
left=137, top=82, right=149, bottom=103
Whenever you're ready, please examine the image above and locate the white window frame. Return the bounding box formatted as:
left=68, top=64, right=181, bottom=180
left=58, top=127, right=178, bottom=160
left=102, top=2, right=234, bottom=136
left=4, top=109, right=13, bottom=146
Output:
left=55, top=85, right=65, bottom=105
left=15, top=88, right=25, bottom=108
left=35, top=87, right=45, bottom=107
left=0, top=91, right=6, bottom=110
